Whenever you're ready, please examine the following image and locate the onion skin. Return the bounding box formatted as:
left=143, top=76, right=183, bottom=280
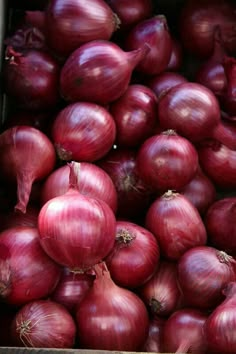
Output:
left=105, top=220, right=160, bottom=289
left=136, top=130, right=199, bottom=193
left=141, top=316, right=165, bottom=353
left=205, top=197, right=236, bottom=255
left=60, top=40, right=149, bottom=105
left=145, top=191, right=207, bottom=260
left=0, top=126, right=56, bottom=213
left=45, top=0, right=119, bottom=57
left=76, top=263, right=149, bottom=351
left=178, top=246, right=236, bottom=310
left=40, top=163, right=117, bottom=213
left=11, top=300, right=76, bottom=348
left=51, top=102, right=116, bottom=162
left=109, top=84, right=157, bottom=148
left=0, top=227, right=61, bottom=306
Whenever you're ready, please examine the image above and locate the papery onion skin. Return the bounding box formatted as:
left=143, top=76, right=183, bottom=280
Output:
left=145, top=191, right=207, bottom=260
left=141, top=316, right=165, bottom=353
left=105, top=220, right=160, bottom=289
left=0, top=227, right=61, bottom=306
left=11, top=300, right=76, bottom=348
left=0, top=126, right=56, bottom=213
left=205, top=197, right=236, bottom=255
left=136, top=130, right=199, bottom=193
left=125, top=15, right=172, bottom=75
left=76, top=263, right=149, bottom=351
left=138, top=261, right=182, bottom=317
left=45, top=0, right=119, bottom=57
left=109, top=84, right=157, bottom=148
left=38, top=162, right=116, bottom=269
left=51, top=102, right=116, bottom=162
left=60, top=40, right=149, bottom=105
left=163, top=308, right=208, bottom=354
left=178, top=246, right=236, bottom=310
left=40, top=163, right=117, bottom=213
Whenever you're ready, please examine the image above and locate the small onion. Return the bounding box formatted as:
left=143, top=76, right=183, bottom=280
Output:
left=145, top=191, right=207, bottom=260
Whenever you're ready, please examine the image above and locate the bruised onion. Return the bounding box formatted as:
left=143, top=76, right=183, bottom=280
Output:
left=60, top=40, right=149, bottom=105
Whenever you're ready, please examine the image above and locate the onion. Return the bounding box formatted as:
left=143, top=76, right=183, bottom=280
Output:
left=40, top=163, right=117, bottom=212
left=11, top=300, right=76, bottom=348
left=141, top=316, right=165, bottom=353
left=205, top=197, right=236, bottom=255
left=97, top=148, right=153, bottom=220
left=178, top=246, right=236, bottom=310
left=60, top=40, right=149, bottom=105
left=195, top=27, right=226, bottom=97
left=166, top=38, right=183, bottom=71
left=1, top=205, right=39, bottom=231
left=45, top=0, right=119, bottom=57
left=148, top=71, right=187, bottom=101
left=105, top=0, right=153, bottom=31
left=50, top=268, right=94, bottom=314
left=158, top=82, right=236, bottom=150
left=180, top=167, right=216, bottom=215
left=109, top=84, right=157, bottom=148
left=76, top=262, right=149, bottom=351
left=51, top=102, right=116, bottom=162
left=138, top=261, right=182, bottom=317
left=179, top=0, right=236, bottom=58
left=105, top=220, right=160, bottom=289
left=24, top=11, right=46, bottom=32
left=0, top=226, right=61, bottom=306
left=125, top=15, right=172, bottom=75
left=221, top=56, right=236, bottom=116
left=136, top=130, right=199, bottom=193
left=205, top=282, right=236, bottom=353
left=4, top=26, right=46, bottom=51
left=3, top=46, right=60, bottom=111
left=198, top=140, right=236, bottom=190
left=38, top=161, right=116, bottom=270
left=0, top=126, right=56, bottom=213
left=145, top=191, right=207, bottom=260
left=162, top=308, right=208, bottom=353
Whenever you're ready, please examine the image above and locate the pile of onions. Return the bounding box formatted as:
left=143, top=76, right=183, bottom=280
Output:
left=75, top=262, right=149, bottom=351
left=0, top=226, right=61, bottom=306
left=105, top=220, right=160, bottom=288
left=38, top=162, right=116, bottom=270
left=11, top=300, right=76, bottom=348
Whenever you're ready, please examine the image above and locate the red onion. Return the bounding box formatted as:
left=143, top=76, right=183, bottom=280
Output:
left=40, top=163, right=117, bottom=212
left=45, top=0, right=119, bottom=57
left=166, top=38, right=183, bottom=71
left=148, top=71, right=187, bottom=101
left=60, top=40, right=149, bottom=105
left=138, top=261, right=182, bottom=317
left=50, top=268, right=94, bottom=314
left=76, top=262, right=149, bottom=351
left=0, top=126, right=56, bottom=213
left=180, top=167, right=216, bottom=215
left=97, top=148, right=153, bottom=220
left=158, top=82, right=236, bottom=150
left=145, top=191, right=207, bottom=260
left=198, top=140, right=236, bottom=190
left=105, top=220, right=160, bottom=289
left=0, top=226, right=61, bottom=306
left=51, top=102, right=116, bottom=162
left=221, top=57, right=236, bottom=116
left=205, top=282, right=236, bottom=353
left=109, top=84, right=157, bottom=148
left=125, top=15, right=172, bottom=75
left=205, top=197, right=236, bottom=255
left=178, top=246, right=236, bottom=310
left=136, top=130, right=199, bottom=193
left=195, top=27, right=226, bottom=97
left=1, top=205, right=39, bottom=231
left=141, top=316, right=165, bottom=353
left=38, top=162, right=116, bottom=270
left=105, top=0, right=153, bottom=31
left=24, top=11, right=46, bottom=32
left=11, top=300, right=76, bottom=348
left=4, top=26, right=46, bottom=51
left=163, top=308, right=208, bottom=353
left=179, top=0, right=236, bottom=58
left=3, top=46, right=60, bottom=111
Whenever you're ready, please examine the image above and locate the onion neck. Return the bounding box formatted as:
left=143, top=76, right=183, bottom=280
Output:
left=212, top=122, right=236, bottom=150
left=216, top=250, right=235, bottom=265
left=126, top=43, right=150, bottom=70
left=15, top=171, right=34, bottom=213
left=162, top=190, right=178, bottom=200
left=175, top=339, right=190, bottom=353
left=68, top=161, right=80, bottom=191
